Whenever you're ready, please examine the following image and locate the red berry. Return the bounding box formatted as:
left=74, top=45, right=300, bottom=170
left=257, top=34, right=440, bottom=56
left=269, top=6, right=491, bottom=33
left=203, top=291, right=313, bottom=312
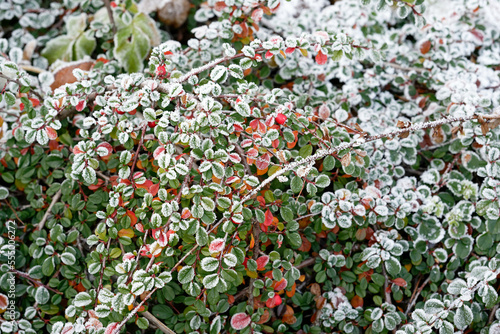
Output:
left=148, top=121, right=157, bottom=128
left=275, top=113, right=287, bottom=125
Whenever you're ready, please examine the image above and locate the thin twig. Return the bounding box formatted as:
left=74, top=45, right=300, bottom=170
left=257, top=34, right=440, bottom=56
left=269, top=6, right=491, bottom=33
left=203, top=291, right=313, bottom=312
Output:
left=19, top=65, right=45, bottom=74
left=404, top=276, right=431, bottom=317
left=489, top=304, right=499, bottom=324
left=248, top=221, right=261, bottom=309
left=36, top=190, right=62, bottom=231
left=3, top=200, right=25, bottom=225
left=13, top=270, right=63, bottom=295
left=239, top=113, right=499, bottom=204
left=383, top=62, right=428, bottom=73
left=235, top=144, right=252, bottom=175
left=112, top=219, right=225, bottom=334
left=142, top=311, right=175, bottom=334
left=295, top=257, right=316, bottom=270
left=102, top=0, right=117, bottom=34
left=0, top=72, right=43, bottom=100
left=129, top=124, right=147, bottom=181
left=95, top=239, right=111, bottom=307
left=96, top=171, right=111, bottom=184
left=382, top=265, right=392, bottom=305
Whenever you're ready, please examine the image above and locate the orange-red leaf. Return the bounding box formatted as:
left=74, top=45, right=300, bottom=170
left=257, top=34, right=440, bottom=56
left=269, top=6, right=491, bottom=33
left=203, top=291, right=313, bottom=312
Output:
left=351, top=295, right=364, bottom=308
left=392, top=278, right=407, bottom=288
left=420, top=40, right=431, bottom=54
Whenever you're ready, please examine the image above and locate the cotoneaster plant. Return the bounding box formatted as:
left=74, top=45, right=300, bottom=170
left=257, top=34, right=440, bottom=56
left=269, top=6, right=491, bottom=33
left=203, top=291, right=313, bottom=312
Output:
left=1, top=0, right=500, bottom=334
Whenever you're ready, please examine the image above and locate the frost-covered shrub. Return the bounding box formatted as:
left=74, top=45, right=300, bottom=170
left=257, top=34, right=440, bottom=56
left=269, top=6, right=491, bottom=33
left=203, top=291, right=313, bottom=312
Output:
left=1, top=0, right=500, bottom=334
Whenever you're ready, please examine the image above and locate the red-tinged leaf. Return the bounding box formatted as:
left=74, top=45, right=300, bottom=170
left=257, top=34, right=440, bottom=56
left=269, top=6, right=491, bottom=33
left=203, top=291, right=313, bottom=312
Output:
left=274, top=278, right=287, bottom=291
left=298, top=235, right=311, bottom=252
left=282, top=305, right=296, bottom=325
left=351, top=295, right=364, bottom=308
left=45, top=127, right=57, bottom=140
left=76, top=100, right=86, bottom=112
left=286, top=283, right=296, bottom=297
left=251, top=8, right=263, bottom=22
left=257, top=196, right=266, bottom=207
left=20, top=103, right=25, bottom=111
left=264, top=209, right=273, bottom=227
left=250, top=119, right=259, bottom=131
left=228, top=153, right=241, bottom=163
left=266, top=294, right=282, bottom=308
left=257, top=309, right=270, bottom=324
left=392, top=278, right=407, bottom=288
left=29, top=98, right=40, bottom=107
left=256, top=255, right=269, bottom=271
left=233, top=123, right=243, bottom=132
left=73, top=146, right=84, bottom=154
left=272, top=138, right=280, bottom=149
left=257, top=120, right=266, bottom=134
left=285, top=47, right=296, bottom=55
left=133, top=172, right=144, bottom=179
left=209, top=238, right=225, bottom=254
left=181, top=208, right=191, bottom=219
left=135, top=223, right=144, bottom=232
left=265, top=51, right=274, bottom=59
left=61, top=323, right=75, bottom=334
left=241, top=139, right=253, bottom=148
left=227, top=294, right=235, bottom=304
left=149, top=182, right=160, bottom=197
left=420, top=40, right=431, bottom=54
left=316, top=50, right=327, bottom=65
left=230, top=313, right=251, bottom=330
left=470, top=29, right=484, bottom=42
left=255, top=153, right=270, bottom=170
left=136, top=180, right=152, bottom=190
left=247, top=148, right=258, bottom=158
left=97, top=142, right=113, bottom=158
left=126, top=210, right=137, bottom=227
left=88, top=179, right=104, bottom=190
left=153, top=146, right=165, bottom=159
left=104, top=322, right=119, bottom=334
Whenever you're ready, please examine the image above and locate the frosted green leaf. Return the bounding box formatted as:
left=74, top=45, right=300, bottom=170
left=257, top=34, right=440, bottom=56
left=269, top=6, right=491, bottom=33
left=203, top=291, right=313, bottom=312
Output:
left=203, top=273, right=219, bottom=289
left=74, top=292, right=92, bottom=307
left=35, top=287, right=50, bottom=304
left=201, top=257, right=219, bottom=272
left=385, top=257, right=401, bottom=276
left=60, top=252, right=76, bottom=266
left=178, top=266, right=195, bottom=284
left=454, top=305, right=473, bottom=330
left=424, top=299, right=444, bottom=314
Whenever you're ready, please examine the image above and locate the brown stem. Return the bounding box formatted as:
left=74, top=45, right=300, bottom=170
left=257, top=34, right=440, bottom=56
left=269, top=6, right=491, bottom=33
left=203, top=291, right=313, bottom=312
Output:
left=112, top=219, right=225, bottom=334
left=142, top=310, right=175, bottom=334
left=295, top=257, right=316, bottom=270
left=102, top=0, right=117, bottom=34
left=3, top=200, right=25, bottom=225
left=13, top=270, right=63, bottom=295
left=129, top=124, right=147, bottom=181
left=0, top=72, right=43, bottom=100
left=95, top=238, right=111, bottom=307
left=248, top=221, right=261, bottom=309
left=36, top=190, right=62, bottom=231
left=382, top=265, right=392, bottom=305
left=235, top=144, right=252, bottom=175
left=404, top=276, right=431, bottom=316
